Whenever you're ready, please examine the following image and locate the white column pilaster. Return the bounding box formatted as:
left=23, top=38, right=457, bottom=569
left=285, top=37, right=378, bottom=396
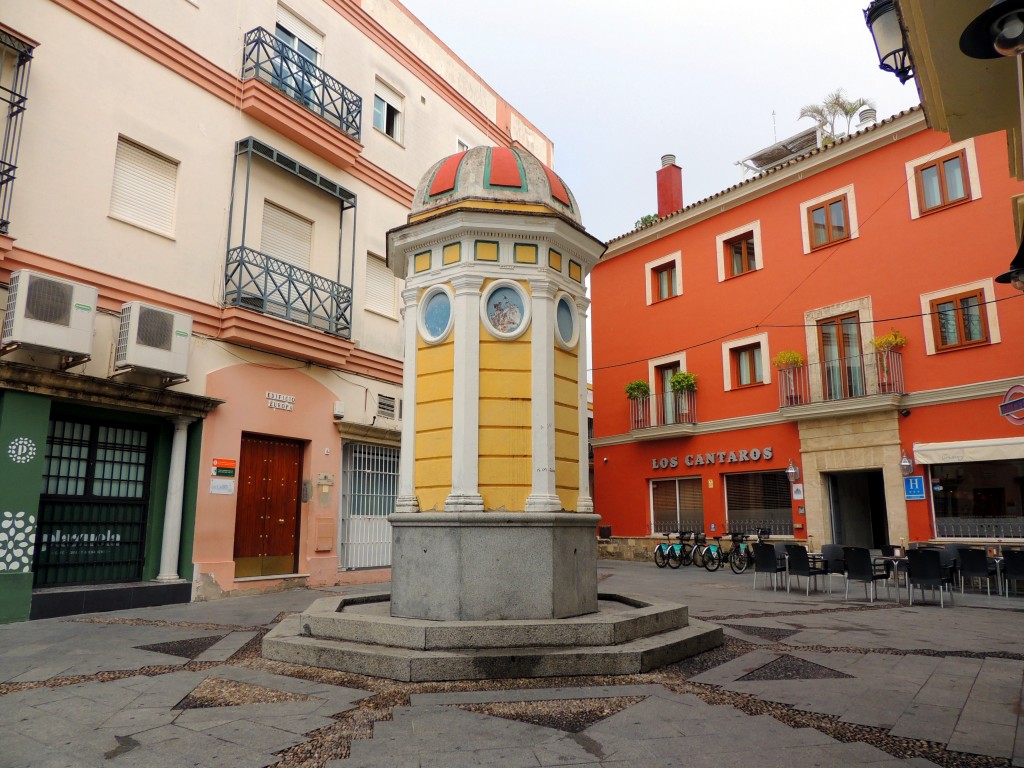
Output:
left=395, top=287, right=420, bottom=514
left=156, top=416, right=193, bottom=581
left=575, top=295, right=594, bottom=513
left=445, top=274, right=484, bottom=511
left=526, top=279, right=561, bottom=513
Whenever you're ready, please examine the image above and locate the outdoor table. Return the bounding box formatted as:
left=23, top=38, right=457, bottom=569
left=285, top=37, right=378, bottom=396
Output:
left=877, top=555, right=909, bottom=604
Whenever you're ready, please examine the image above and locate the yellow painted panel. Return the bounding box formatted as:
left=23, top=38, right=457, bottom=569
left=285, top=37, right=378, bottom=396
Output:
left=416, top=428, right=453, bottom=459
left=475, top=240, right=499, bottom=261
left=554, top=377, right=578, bottom=408
left=414, top=250, right=432, bottom=273
left=442, top=242, right=461, bottom=265
left=549, top=249, right=562, bottom=271
left=479, top=399, right=531, bottom=429
left=479, top=369, right=531, bottom=395
left=416, top=486, right=450, bottom=512
left=556, top=490, right=575, bottom=512
left=479, top=425, right=531, bottom=456
left=554, top=347, right=578, bottom=380
left=417, top=337, right=454, bottom=374
left=555, top=429, right=579, bottom=463
left=568, top=260, right=582, bottom=282
left=417, top=401, right=455, bottom=432
left=514, top=243, right=538, bottom=264
left=556, top=457, right=579, bottom=491
left=479, top=335, right=531, bottom=370
left=419, top=373, right=455, bottom=403
left=555, top=402, right=578, bottom=437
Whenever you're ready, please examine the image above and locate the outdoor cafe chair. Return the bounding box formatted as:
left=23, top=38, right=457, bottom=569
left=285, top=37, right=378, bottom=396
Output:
left=957, top=548, right=997, bottom=596
left=821, top=543, right=846, bottom=592
left=907, top=548, right=955, bottom=607
left=842, top=546, right=890, bottom=603
left=1002, top=550, right=1024, bottom=598
left=785, top=544, right=827, bottom=595
left=753, top=542, right=786, bottom=591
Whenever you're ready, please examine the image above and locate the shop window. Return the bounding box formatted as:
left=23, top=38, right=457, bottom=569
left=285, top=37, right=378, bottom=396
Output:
left=930, top=459, right=1024, bottom=538
left=651, top=476, right=704, bottom=534
left=725, top=471, right=793, bottom=536
left=644, top=252, right=681, bottom=305
left=731, top=343, right=763, bottom=387
left=721, top=333, right=769, bottom=391
left=906, top=139, right=981, bottom=219
left=930, top=289, right=989, bottom=351
left=799, top=185, right=857, bottom=254
left=373, top=79, right=403, bottom=142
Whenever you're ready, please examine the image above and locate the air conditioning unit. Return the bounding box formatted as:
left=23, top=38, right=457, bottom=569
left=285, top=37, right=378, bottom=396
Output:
left=114, top=301, right=192, bottom=376
left=1, top=270, right=97, bottom=356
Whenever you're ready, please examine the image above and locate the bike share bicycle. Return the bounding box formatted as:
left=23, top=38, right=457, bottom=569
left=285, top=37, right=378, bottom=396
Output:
left=703, top=529, right=770, bottom=573
left=653, top=530, right=696, bottom=569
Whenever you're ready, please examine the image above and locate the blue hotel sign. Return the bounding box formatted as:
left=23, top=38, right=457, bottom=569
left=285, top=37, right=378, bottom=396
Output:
left=903, top=475, right=926, bottom=501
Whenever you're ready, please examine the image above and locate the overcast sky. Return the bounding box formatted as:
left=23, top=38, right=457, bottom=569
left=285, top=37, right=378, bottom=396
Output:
left=399, top=0, right=922, bottom=243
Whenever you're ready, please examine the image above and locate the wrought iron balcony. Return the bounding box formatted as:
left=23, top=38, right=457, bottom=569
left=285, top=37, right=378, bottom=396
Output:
left=224, top=247, right=352, bottom=338
left=777, top=350, right=904, bottom=408
left=629, top=391, right=697, bottom=431
left=241, top=27, right=361, bottom=142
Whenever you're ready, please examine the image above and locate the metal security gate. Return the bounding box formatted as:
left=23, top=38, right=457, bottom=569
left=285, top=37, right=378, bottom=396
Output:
left=339, top=443, right=398, bottom=568
left=33, top=419, right=153, bottom=586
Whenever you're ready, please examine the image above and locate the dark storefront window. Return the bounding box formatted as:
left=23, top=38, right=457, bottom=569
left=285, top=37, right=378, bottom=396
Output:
left=725, top=471, right=793, bottom=535
left=651, top=477, right=703, bottom=534
left=931, top=460, right=1024, bottom=538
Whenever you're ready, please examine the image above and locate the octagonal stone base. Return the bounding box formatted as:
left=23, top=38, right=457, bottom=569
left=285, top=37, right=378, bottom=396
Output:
left=389, top=512, right=600, bottom=621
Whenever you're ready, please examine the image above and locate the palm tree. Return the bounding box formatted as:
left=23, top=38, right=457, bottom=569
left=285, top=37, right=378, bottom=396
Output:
left=799, top=89, right=876, bottom=144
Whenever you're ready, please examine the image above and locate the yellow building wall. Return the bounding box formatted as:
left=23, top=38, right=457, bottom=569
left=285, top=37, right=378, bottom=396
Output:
left=478, top=280, right=532, bottom=510
left=554, top=346, right=580, bottom=510
left=414, top=326, right=454, bottom=510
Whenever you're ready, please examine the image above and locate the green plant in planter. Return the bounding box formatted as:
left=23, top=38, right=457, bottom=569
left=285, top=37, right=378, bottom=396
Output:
left=871, top=327, right=907, bottom=352
left=625, top=380, right=650, bottom=399
left=771, top=350, right=805, bottom=369
left=669, top=371, right=697, bottom=393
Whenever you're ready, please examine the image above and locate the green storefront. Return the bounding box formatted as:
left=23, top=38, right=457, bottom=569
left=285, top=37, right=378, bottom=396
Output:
left=0, top=365, right=217, bottom=622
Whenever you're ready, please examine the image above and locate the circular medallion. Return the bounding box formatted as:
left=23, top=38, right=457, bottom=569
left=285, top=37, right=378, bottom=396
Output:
left=481, top=281, right=530, bottom=340
left=7, top=437, right=37, bottom=465
left=418, top=285, right=454, bottom=344
left=555, top=293, right=578, bottom=349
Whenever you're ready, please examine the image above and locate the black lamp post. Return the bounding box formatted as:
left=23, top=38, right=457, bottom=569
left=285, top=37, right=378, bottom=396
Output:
left=960, top=0, right=1024, bottom=58
left=864, top=0, right=914, bottom=83
left=996, top=239, right=1024, bottom=292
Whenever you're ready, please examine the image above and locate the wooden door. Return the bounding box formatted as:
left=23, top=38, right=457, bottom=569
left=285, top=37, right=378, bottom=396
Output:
left=234, top=434, right=303, bottom=577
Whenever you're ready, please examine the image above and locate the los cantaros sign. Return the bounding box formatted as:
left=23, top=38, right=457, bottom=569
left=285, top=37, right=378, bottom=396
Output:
left=651, top=446, right=774, bottom=470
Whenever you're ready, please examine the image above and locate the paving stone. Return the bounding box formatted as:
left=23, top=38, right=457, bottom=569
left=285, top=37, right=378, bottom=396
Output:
left=203, top=717, right=308, bottom=752
left=947, top=717, right=1017, bottom=758
left=889, top=702, right=961, bottom=743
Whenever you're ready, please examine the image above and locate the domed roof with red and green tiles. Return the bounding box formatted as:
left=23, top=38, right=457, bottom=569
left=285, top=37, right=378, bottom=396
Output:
left=410, top=146, right=582, bottom=226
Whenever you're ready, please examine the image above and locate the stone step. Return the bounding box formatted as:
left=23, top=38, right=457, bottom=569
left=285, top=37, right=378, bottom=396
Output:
left=264, top=618, right=723, bottom=682
left=297, top=592, right=690, bottom=650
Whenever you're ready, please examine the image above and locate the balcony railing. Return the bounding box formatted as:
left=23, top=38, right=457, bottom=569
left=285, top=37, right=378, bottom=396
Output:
left=777, top=350, right=904, bottom=408
left=241, top=27, right=361, bottom=142
left=630, top=391, right=697, bottom=431
left=935, top=516, right=1024, bottom=539
left=224, top=247, right=352, bottom=338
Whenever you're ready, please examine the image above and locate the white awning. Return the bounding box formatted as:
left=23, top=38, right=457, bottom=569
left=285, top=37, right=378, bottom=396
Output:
left=914, top=437, right=1024, bottom=464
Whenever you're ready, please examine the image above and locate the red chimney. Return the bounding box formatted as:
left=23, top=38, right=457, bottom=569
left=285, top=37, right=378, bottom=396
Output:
left=656, top=154, right=682, bottom=218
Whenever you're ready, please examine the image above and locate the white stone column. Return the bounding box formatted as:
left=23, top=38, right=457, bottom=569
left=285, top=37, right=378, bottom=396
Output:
left=575, top=295, right=594, bottom=513
left=445, top=274, right=484, bottom=512
left=526, top=279, right=561, bottom=512
left=395, top=287, right=421, bottom=514
left=157, top=416, right=193, bottom=581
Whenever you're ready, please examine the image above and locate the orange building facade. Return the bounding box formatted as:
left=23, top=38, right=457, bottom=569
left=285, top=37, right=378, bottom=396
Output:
left=591, top=108, right=1024, bottom=554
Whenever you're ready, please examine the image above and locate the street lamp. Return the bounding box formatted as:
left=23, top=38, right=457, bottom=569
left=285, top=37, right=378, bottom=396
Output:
left=864, top=0, right=914, bottom=83
left=996, top=238, right=1024, bottom=292
left=960, top=0, right=1024, bottom=58
left=899, top=451, right=914, bottom=477
left=785, top=460, right=801, bottom=484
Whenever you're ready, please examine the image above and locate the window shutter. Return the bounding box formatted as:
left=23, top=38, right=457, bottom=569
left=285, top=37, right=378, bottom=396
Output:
left=375, top=79, right=402, bottom=109
left=261, top=202, right=312, bottom=270
left=276, top=4, right=323, bottom=54
left=365, top=254, right=395, bottom=314
left=109, top=138, right=178, bottom=236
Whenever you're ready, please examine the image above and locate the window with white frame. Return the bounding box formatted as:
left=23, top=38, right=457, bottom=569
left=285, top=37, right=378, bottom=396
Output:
left=261, top=201, right=312, bottom=271
left=715, top=221, right=762, bottom=282
left=365, top=252, right=396, bottom=317
left=644, top=252, right=682, bottom=305
left=799, top=185, right=858, bottom=254
left=905, top=139, right=981, bottom=219
left=722, top=333, right=770, bottom=390
left=373, top=79, right=403, bottom=142
left=109, top=136, right=179, bottom=237
left=919, top=279, right=1000, bottom=355
left=646, top=352, right=688, bottom=427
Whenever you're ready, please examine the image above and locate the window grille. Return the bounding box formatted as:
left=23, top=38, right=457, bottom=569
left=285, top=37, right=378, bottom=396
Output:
left=725, top=471, right=793, bottom=535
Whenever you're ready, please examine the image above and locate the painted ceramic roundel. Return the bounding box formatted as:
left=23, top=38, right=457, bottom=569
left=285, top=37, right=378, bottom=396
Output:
left=422, top=290, right=452, bottom=341
left=556, top=295, right=576, bottom=346
left=485, top=286, right=526, bottom=335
